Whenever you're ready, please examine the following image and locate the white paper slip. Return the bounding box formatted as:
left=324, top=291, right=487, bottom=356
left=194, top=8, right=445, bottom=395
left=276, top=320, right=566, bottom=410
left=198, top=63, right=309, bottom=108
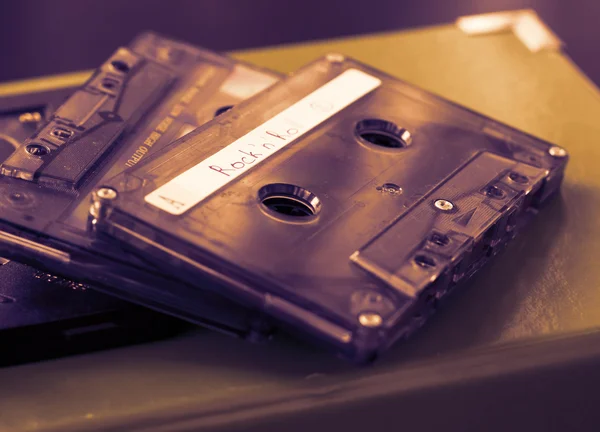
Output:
left=145, top=68, right=382, bottom=215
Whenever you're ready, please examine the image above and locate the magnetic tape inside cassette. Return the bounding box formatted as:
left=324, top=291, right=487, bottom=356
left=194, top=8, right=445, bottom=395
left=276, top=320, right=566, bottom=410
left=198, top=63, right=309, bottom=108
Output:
left=96, top=55, right=568, bottom=362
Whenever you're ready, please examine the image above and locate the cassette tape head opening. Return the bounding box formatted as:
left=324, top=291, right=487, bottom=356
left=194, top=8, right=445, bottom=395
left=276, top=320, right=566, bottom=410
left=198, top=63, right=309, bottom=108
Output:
left=96, top=54, right=568, bottom=363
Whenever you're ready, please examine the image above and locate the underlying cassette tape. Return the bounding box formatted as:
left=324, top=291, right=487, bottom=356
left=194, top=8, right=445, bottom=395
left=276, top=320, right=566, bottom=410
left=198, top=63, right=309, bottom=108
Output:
left=0, top=86, right=68, bottom=162
left=0, top=32, right=280, bottom=338
left=0, top=82, right=186, bottom=366
left=95, top=55, right=569, bottom=362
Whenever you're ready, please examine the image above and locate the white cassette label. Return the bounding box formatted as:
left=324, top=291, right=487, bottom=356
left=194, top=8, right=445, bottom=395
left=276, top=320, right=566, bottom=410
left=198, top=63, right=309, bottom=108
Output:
left=145, top=68, right=382, bottom=215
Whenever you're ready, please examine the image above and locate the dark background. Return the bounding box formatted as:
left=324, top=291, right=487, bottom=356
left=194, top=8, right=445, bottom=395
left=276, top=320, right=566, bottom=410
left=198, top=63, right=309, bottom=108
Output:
left=0, top=0, right=599, bottom=85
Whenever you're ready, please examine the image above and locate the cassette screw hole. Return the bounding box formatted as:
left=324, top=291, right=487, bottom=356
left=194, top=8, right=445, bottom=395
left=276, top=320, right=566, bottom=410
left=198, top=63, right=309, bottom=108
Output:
left=26, top=143, right=49, bottom=156
left=110, top=60, right=130, bottom=73
left=429, top=233, right=450, bottom=247
left=9, top=192, right=25, bottom=202
left=508, top=172, right=528, bottom=184
left=101, top=78, right=119, bottom=90
left=377, top=183, right=402, bottom=195
left=214, top=105, right=234, bottom=118
left=96, top=187, right=118, bottom=200
left=355, top=119, right=412, bottom=149
left=51, top=127, right=73, bottom=140
left=258, top=184, right=321, bottom=220
left=415, top=255, right=436, bottom=268
left=414, top=254, right=436, bottom=269
left=549, top=146, right=568, bottom=158
left=485, top=185, right=506, bottom=199
left=434, top=199, right=454, bottom=211
left=358, top=312, right=382, bottom=328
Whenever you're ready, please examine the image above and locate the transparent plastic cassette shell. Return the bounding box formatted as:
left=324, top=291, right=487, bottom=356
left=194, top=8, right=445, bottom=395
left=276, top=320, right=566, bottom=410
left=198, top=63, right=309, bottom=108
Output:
left=0, top=80, right=188, bottom=366
left=0, top=32, right=280, bottom=338
left=97, top=55, right=568, bottom=363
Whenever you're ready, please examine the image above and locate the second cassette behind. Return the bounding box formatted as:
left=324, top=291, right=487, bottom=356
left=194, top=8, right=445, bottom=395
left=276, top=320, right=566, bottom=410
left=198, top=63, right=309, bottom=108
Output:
left=0, top=32, right=280, bottom=339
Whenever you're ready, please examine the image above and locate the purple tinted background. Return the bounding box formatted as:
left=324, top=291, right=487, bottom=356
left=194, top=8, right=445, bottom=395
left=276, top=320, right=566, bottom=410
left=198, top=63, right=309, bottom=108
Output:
left=0, top=0, right=598, bottom=85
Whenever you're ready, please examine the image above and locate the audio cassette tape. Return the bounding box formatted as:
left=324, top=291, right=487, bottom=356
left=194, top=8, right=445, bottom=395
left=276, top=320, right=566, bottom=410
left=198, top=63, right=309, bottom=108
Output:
left=94, top=55, right=568, bottom=362
left=0, top=80, right=186, bottom=366
left=0, top=83, right=72, bottom=163
left=0, top=32, right=280, bottom=338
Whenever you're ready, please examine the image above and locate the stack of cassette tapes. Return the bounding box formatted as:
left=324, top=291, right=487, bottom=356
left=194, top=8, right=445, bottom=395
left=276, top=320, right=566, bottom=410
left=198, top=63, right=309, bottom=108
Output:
left=0, top=32, right=568, bottom=364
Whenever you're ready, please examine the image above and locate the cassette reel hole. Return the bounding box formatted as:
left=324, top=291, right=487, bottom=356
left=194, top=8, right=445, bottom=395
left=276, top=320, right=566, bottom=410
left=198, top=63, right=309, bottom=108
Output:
left=258, top=183, right=321, bottom=221
left=110, top=60, right=130, bottom=74
left=355, top=119, right=411, bottom=149
left=214, top=105, right=234, bottom=118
